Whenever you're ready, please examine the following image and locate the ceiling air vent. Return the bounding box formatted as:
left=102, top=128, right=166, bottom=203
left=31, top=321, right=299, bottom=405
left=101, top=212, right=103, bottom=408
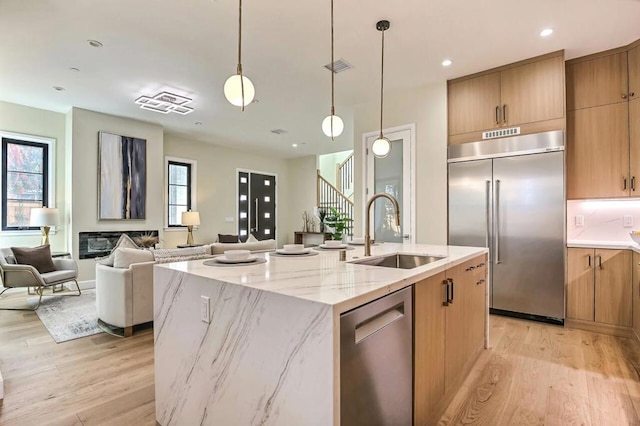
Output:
left=324, top=59, right=352, bottom=73
left=271, top=129, right=286, bottom=135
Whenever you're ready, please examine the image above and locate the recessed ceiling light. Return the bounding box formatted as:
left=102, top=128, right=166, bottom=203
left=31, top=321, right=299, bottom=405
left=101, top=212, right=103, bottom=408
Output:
left=87, top=40, right=103, bottom=47
left=53, top=86, right=65, bottom=91
left=69, top=67, right=80, bottom=72
left=539, top=28, right=554, bottom=37
left=442, top=59, right=453, bottom=67
left=292, top=144, right=298, bottom=148
left=195, top=122, right=202, bottom=125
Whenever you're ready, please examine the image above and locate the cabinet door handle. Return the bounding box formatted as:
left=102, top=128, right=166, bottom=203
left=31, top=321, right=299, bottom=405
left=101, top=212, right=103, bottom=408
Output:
left=633, top=176, right=636, bottom=191
left=623, top=94, right=628, bottom=99
left=477, top=262, right=486, bottom=268
left=495, top=105, right=500, bottom=125
left=587, top=254, right=591, bottom=268
left=465, top=265, right=476, bottom=271
left=631, top=92, right=636, bottom=98
left=503, top=104, right=507, bottom=123
left=624, top=177, right=628, bottom=191
left=477, top=279, right=485, bottom=285
left=448, top=278, right=455, bottom=303
left=442, top=280, right=450, bottom=306
left=598, top=255, right=603, bottom=269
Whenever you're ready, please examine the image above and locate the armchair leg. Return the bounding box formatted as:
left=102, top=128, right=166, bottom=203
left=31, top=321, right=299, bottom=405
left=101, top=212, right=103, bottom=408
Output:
left=0, top=286, right=43, bottom=311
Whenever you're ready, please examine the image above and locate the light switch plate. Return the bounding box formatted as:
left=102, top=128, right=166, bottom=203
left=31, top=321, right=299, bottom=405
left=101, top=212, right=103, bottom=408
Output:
left=575, top=215, right=584, bottom=227
left=200, top=296, right=210, bottom=323
left=624, top=215, right=634, bottom=228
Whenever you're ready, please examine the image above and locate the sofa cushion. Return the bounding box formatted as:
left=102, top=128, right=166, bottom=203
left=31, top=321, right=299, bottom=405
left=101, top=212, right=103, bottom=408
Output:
left=113, top=247, right=154, bottom=268
left=41, top=269, right=77, bottom=284
left=95, top=234, right=140, bottom=266
left=218, top=234, right=239, bottom=243
left=153, top=246, right=210, bottom=264
left=11, top=245, right=56, bottom=273
left=210, top=239, right=276, bottom=255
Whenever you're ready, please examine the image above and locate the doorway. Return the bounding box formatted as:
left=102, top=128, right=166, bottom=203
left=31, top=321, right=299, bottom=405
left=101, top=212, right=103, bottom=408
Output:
left=237, top=170, right=277, bottom=242
left=363, top=124, right=415, bottom=243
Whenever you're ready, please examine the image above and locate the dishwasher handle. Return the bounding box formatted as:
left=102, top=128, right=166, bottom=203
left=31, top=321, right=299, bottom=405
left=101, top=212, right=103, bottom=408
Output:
left=355, top=303, right=405, bottom=344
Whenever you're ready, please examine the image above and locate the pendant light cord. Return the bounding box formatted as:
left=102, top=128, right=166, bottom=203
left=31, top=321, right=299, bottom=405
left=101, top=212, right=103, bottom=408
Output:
left=330, top=0, right=335, bottom=140
left=237, top=0, right=246, bottom=111
left=379, top=27, right=385, bottom=139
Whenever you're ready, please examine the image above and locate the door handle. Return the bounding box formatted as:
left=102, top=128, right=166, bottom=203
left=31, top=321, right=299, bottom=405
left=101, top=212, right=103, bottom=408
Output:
left=632, top=176, right=636, bottom=191
left=255, top=198, right=259, bottom=233
left=503, top=104, right=507, bottom=124
left=402, top=234, right=410, bottom=240
left=494, top=179, right=501, bottom=264
left=354, top=303, right=405, bottom=344
left=442, top=280, right=450, bottom=306
left=447, top=278, right=455, bottom=303
left=485, top=180, right=491, bottom=249
left=495, top=106, right=500, bottom=125
left=477, top=279, right=486, bottom=285
left=624, top=177, right=628, bottom=191
left=465, top=265, right=476, bottom=271
left=587, top=254, right=591, bottom=268
left=598, top=255, right=603, bottom=269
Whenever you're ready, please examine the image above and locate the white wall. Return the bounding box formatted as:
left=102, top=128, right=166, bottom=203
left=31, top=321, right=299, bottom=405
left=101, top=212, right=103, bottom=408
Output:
left=568, top=199, right=640, bottom=242
left=353, top=81, right=448, bottom=244
left=163, top=135, right=316, bottom=248
left=0, top=101, right=68, bottom=250
left=69, top=108, right=165, bottom=281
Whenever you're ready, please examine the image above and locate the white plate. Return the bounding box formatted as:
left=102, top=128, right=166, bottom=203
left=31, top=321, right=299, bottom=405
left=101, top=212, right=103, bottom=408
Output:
left=214, top=255, right=258, bottom=264
left=320, top=243, right=347, bottom=249
left=348, top=241, right=365, bottom=246
left=276, top=248, right=310, bottom=255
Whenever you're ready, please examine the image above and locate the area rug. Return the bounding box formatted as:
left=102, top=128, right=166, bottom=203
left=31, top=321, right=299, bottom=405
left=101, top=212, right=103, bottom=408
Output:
left=27, top=289, right=104, bottom=343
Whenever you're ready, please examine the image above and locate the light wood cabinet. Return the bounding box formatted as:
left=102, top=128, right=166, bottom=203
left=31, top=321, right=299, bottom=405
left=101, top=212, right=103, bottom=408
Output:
left=632, top=252, right=640, bottom=340
left=566, top=52, right=628, bottom=110
left=414, top=255, right=487, bottom=426
left=567, top=103, right=630, bottom=199
left=448, top=51, right=565, bottom=145
left=566, top=40, right=640, bottom=199
left=567, top=248, right=632, bottom=328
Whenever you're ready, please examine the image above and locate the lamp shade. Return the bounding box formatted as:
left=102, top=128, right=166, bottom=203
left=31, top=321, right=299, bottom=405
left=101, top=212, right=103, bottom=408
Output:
left=30, top=207, right=59, bottom=227
left=181, top=211, right=200, bottom=226
left=371, top=137, right=391, bottom=158
left=322, top=115, right=344, bottom=138
left=224, top=74, right=255, bottom=107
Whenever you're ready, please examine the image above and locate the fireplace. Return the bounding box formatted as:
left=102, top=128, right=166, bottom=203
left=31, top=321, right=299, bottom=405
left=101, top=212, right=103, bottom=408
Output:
left=78, top=230, right=159, bottom=259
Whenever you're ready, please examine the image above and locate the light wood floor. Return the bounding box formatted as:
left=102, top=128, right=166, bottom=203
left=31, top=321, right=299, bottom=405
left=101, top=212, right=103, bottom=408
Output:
left=2, top=290, right=640, bottom=426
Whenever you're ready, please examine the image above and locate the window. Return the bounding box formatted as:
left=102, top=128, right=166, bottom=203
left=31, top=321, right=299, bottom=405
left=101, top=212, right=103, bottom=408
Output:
left=166, top=157, right=197, bottom=228
left=1, top=134, right=54, bottom=231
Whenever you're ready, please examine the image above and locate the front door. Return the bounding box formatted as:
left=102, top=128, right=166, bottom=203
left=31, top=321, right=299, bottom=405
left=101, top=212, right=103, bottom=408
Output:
left=237, top=171, right=276, bottom=242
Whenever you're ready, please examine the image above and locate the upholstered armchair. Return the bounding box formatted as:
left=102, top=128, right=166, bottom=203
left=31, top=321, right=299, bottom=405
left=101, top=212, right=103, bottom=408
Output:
left=0, top=248, right=81, bottom=310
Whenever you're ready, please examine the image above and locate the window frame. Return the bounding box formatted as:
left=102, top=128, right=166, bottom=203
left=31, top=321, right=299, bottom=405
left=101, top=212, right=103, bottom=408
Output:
left=165, top=156, right=197, bottom=230
left=0, top=131, right=55, bottom=233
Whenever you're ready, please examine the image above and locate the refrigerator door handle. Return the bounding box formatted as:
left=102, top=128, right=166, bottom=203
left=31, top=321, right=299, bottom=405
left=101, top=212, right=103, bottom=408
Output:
left=494, top=179, right=501, bottom=264
left=485, top=180, right=491, bottom=249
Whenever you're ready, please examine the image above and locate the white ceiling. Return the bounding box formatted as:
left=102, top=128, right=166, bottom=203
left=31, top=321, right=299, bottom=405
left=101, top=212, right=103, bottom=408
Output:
left=1, top=0, right=639, bottom=158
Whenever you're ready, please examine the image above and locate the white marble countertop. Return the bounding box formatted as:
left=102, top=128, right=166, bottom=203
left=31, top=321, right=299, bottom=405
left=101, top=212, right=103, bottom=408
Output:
left=156, top=243, right=488, bottom=313
left=567, top=239, right=640, bottom=253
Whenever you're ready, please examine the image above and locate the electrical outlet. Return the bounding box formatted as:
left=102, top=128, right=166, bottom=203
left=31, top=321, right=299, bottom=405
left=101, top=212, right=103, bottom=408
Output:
left=575, top=215, right=584, bottom=227
left=624, top=215, right=634, bottom=228
left=200, top=296, right=210, bottom=323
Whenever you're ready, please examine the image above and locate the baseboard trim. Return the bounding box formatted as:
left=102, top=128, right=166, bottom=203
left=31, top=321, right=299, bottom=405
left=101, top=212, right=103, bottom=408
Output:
left=565, top=319, right=634, bottom=338
left=65, top=280, right=95, bottom=291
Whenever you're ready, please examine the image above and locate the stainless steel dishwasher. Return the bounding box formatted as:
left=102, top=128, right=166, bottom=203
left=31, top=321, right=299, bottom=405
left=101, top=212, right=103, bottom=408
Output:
left=340, top=286, right=413, bottom=426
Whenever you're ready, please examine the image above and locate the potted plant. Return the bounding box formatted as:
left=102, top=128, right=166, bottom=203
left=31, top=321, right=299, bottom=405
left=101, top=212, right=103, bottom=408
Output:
left=324, top=207, right=352, bottom=241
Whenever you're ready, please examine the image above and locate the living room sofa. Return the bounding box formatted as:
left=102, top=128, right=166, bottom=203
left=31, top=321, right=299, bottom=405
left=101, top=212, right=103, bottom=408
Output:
left=96, top=240, right=276, bottom=336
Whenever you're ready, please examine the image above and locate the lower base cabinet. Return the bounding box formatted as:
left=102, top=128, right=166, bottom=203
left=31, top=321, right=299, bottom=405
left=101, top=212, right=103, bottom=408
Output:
left=414, top=254, right=487, bottom=426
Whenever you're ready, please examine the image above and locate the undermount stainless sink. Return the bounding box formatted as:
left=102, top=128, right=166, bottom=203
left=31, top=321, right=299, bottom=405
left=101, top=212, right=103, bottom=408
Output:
left=352, top=254, right=446, bottom=269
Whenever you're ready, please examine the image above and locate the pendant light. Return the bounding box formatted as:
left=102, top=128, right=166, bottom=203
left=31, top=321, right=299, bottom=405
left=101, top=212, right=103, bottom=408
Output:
left=321, top=0, right=344, bottom=139
left=371, top=20, right=391, bottom=158
left=224, top=0, right=255, bottom=110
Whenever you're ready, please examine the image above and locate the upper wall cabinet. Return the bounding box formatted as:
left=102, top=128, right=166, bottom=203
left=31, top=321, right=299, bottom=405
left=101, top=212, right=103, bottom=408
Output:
left=448, top=51, right=565, bottom=145
left=566, top=39, right=640, bottom=199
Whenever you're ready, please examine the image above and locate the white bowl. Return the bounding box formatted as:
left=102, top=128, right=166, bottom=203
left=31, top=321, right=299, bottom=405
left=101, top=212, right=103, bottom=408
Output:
left=283, top=244, right=305, bottom=252
left=224, top=249, right=251, bottom=260
left=324, top=240, right=343, bottom=247
left=630, top=233, right=640, bottom=245
left=350, top=237, right=364, bottom=244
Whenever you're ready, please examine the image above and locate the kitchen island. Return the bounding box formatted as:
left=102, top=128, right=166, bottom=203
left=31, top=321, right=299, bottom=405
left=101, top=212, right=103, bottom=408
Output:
left=153, top=243, right=488, bottom=426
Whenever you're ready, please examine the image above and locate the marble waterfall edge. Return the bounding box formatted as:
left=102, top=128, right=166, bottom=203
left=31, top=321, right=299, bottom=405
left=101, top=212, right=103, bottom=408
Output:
left=154, top=268, right=334, bottom=426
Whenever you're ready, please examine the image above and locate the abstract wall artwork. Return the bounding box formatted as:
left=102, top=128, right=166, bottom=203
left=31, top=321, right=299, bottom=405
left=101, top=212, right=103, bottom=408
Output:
left=98, top=131, right=147, bottom=220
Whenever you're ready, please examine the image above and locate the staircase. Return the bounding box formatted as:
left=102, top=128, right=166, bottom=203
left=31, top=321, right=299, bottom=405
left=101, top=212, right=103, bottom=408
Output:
left=336, top=153, right=354, bottom=196
left=317, top=170, right=354, bottom=236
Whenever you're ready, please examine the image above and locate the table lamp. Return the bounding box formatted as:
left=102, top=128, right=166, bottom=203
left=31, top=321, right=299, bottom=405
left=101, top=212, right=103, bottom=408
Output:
left=181, top=211, right=200, bottom=246
left=30, top=207, right=59, bottom=245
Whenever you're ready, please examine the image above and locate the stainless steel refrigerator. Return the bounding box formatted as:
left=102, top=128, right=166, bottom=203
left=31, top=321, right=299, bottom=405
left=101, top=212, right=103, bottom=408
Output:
left=448, top=130, right=565, bottom=323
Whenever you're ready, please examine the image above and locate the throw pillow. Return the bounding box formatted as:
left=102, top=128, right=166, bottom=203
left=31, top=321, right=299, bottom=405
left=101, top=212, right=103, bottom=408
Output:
left=95, top=234, right=140, bottom=266
left=11, top=245, right=56, bottom=274
left=113, top=247, right=154, bottom=268
left=218, top=234, right=239, bottom=243
left=247, top=234, right=259, bottom=243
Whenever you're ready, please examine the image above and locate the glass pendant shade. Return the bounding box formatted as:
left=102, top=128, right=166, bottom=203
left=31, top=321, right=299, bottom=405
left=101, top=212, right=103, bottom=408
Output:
left=224, top=74, right=255, bottom=107
left=372, top=136, right=391, bottom=158
left=322, top=114, right=344, bottom=138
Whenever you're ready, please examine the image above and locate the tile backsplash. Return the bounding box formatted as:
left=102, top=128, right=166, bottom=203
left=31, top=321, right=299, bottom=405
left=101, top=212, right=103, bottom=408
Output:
left=567, top=199, right=640, bottom=242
